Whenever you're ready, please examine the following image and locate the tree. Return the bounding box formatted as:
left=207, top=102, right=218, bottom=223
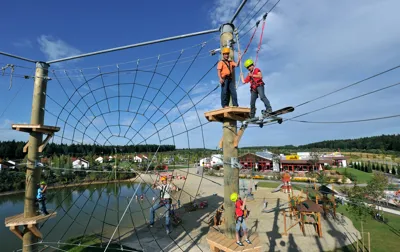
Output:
left=308, top=150, right=320, bottom=171
left=391, top=166, right=396, bottom=175
left=385, top=164, right=390, bottom=173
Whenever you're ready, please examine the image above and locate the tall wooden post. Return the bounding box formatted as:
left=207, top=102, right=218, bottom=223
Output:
left=220, top=23, right=239, bottom=239
left=23, top=62, right=49, bottom=252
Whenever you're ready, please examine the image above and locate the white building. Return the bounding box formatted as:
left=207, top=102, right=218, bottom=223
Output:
left=133, top=154, right=148, bottom=163
left=72, top=158, right=90, bottom=169
left=210, top=154, right=223, bottom=168
left=95, top=157, right=104, bottom=164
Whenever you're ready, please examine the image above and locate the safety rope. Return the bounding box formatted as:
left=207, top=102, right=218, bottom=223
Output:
left=255, top=13, right=268, bottom=67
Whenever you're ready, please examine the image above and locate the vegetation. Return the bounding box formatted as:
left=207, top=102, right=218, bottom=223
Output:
left=0, top=140, right=176, bottom=160
left=60, top=234, right=133, bottom=251
left=337, top=205, right=400, bottom=252
left=333, top=168, right=373, bottom=184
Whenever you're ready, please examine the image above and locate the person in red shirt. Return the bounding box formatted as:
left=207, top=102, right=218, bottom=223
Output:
left=235, top=196, right=251, bottom=246
left=240, top=59, right=272, bottom=119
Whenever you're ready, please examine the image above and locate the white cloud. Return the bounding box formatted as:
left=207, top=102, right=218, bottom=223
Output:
left=203, top=0, right=400, bottom=147
left=37, top=35, right=81, bottom=62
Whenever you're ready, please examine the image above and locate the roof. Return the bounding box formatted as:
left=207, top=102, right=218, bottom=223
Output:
left=280, top=159, right=334, bottom=165
left=296, top=200, right=323, bottom=213
left=239, top=152, right=272, bottom=161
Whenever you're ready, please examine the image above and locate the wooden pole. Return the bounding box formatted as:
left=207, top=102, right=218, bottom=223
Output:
left=368, top=232, right=370, bottom=252
left=220, top=23, right=239, bottom=239
left=23, top=62, right=49, bottom=252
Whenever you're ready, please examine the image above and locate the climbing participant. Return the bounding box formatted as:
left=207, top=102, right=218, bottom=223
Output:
left=235, top=196, right=251, bottom=246
left=37, top=181, right=49, bottom=215
left=217, top=47, right=238, bottom=108
left=240, top=59, right=272, bottom=119
left=149, top=176, right=177, bottom=234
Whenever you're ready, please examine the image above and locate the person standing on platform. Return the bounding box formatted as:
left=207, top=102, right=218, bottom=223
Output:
left=217, top=47, right=238, bottom=108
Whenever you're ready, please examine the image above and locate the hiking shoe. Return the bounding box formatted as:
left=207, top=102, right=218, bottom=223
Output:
left=236, top=241, right=244, bottom=246
left=245, top=238, right=252, bottom=244
left=166, top=229, right=171, bottom=235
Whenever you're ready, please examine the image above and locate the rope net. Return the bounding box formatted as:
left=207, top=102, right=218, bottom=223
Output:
left=16, top=40, right=230, bottom=252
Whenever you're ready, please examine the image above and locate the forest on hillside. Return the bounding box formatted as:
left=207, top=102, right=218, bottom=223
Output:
left=0, top=141, right=175, bottom=160
left=298, top=134, right=400, bottom=152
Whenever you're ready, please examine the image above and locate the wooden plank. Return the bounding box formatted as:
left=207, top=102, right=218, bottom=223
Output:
left=207, top=229, right=261, bottom=252
left=27, top=224, right=43, bottom=239
left=10, top=226, right=23, bottom=240
left=11, top=124, right=60, bottom=134
left=5, top=211, right=57, bottom=227
left=204, top=107, right=250, bottom=123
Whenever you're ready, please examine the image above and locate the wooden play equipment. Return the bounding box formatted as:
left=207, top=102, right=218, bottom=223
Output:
left=318, top=185, right=337, bottom=219
left=281, top=199, right=323, bottom=238
left=206, top=228, right=262, bottom=252
left=281, top=172, right=292, bottom=194
left=5, top=211, right=57, bottom=240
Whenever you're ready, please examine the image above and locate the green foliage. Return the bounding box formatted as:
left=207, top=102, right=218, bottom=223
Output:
left=365, top=172, right=389, bottom=200
left=0, top=141, right=176, bottom=159
left=298, top=134, right=400, bottom=152
left=346, top=185, right=372, bottom=223
left=392, top=166, right=397, bottom=175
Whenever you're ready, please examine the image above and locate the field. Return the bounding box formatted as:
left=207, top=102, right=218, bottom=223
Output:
left=336, top=205, right=400, bottom=252
left=332, top=168, right=373, bottom=184
left=343, top=151, right=400, bottom=164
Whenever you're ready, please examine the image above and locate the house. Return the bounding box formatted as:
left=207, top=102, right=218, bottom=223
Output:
left=95, top=157, right=104, bottom=164
left=72, top=158, right=90, bottom=169
left=133, top=154, right=148, bottom=163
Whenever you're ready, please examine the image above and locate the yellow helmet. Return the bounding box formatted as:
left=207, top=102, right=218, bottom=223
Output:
left=230, top=192, right=238, bottom=202
left=160, top=176, right=167, bottom=182
left=222, top=47, right=230, bottom=54
left=244, top=59, right=254, bottom=68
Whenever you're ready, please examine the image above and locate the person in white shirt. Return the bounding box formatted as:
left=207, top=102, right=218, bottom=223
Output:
left=149, top=176, right=177, bottom=234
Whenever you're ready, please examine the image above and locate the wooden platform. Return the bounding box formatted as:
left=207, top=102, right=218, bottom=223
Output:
left=12, top=124, right=60, bottom=134
left=206, top=229, right=262, bottom=252
left=5, top=211, right=57, bottom=240
left=5, top=211, right=57, bottom=227
left=204, top=107, right=250, bottom=123
left=12, top=124, right=60, bottom=152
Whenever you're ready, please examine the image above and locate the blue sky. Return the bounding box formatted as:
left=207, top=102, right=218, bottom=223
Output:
left=1, top=0, right=400, bottom=149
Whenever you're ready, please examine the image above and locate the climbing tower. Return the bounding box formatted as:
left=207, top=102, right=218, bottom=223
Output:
left=5, top=62, right=58, bottom=252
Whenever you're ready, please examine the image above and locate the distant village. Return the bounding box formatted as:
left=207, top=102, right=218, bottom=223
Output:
left=0, top=150, right=348, bottom=172
left=199, top=149, right=348, bottom=172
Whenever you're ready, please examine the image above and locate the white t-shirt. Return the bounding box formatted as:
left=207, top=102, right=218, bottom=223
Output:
left=157, top=184, right=173, bottom=199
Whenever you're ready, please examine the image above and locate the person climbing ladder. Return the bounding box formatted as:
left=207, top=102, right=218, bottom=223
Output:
left=240, top=59, right=272, bottom=119
left=149, top=176, right=177, bottom=234
left=217, top=47, right=238, bottom=108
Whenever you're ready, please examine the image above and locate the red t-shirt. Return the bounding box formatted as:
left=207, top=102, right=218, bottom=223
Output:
left=235, top=200, right=244, bottom=217
left=244, top=68, right=264, bottom=90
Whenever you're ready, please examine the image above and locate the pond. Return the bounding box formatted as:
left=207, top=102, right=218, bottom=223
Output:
left=0, top=181, right=158, bottom=251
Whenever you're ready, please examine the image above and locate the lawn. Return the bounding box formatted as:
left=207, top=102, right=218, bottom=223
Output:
left=333, top=168, right=373, bottom=184
left=335, top=205, right=400, bottom=252
left=256, top=181, right=282, bottom=189
left=60, top=235, right=133, bottom=251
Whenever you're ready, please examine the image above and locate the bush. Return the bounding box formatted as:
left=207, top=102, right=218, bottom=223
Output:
left=391, top=166, right=397, bottom=175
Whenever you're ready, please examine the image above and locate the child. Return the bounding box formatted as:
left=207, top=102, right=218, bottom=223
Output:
left=217, top=47, right=238, bottom=108
left=235, top=196, right=251, bottom=246
left=37, top=181, right=49, bottom=215
left=240, top=59, right=272, bottom=119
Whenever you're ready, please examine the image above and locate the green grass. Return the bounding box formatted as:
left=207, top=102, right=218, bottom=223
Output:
left=256, top=181, right=282, bottom=188
left=333, top=168, right=373, bottom=184
left=336, top=205, right=400, bottom=252
left=60, top=235, right=133, bottom=252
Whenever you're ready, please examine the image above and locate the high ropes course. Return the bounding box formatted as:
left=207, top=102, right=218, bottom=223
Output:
left=0, top=0, right=400, bottom=251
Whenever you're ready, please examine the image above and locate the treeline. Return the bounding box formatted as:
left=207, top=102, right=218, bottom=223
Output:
left=299, top=134, right=400, bottom=152
left=0, top=141, right=175, bottom=160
